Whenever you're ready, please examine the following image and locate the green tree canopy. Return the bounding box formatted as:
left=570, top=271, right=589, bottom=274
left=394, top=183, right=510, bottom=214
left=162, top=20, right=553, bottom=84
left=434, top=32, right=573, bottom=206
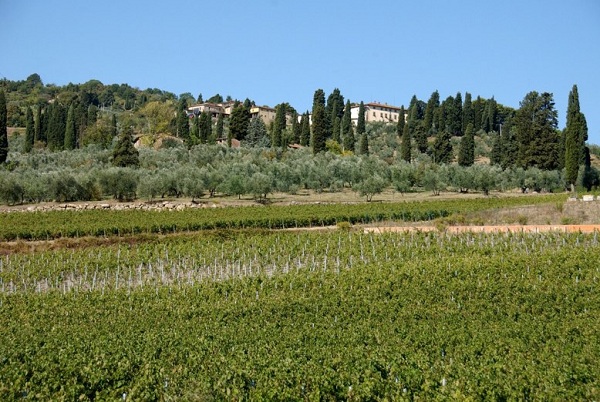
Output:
left=0, top=90, right=7, bottom=163
left=112, top=126, right=140, bottom=167
left=229, top=102, right=251, bottom=144
left=311, top=89, right=327, bottom=154
left=24, top=107, right=35, bottom=153
left=356, top=101, right=366, bottom=136
left=564, top=84, right=588, bottom=188
left=515, top=91, right=559, bottom=170
left=458, top=123, right=475, bottom=167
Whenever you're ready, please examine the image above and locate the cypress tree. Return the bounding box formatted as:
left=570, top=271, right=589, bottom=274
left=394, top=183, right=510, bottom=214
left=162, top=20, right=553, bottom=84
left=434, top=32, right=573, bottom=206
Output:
left=272, top=103, right=287, bottom=147
left=432, top=129, right=453, bottom=164
left=300, top=112, right=310, bottom=146
left=0, top=90, right=8, bottom=163
left=396, top=105, right=405, bottom=138
left=411, top=100, right=428, bottom=155
left=34, top=105, right=43, bottom=143
left=291, top=111, right=300, bottom=144
left=190, top=115, right=199, bottom=145
left=358, top=133, right=369, bottom=155
left=482, top=97, right=497, bottom=132
left=343, top=124, right=355, bottom=153
left=198, top=111, right=211, bottom=144
left=341, top=101, right=352, bottom=139
left=311, top=89, right=327, bottom=154
left=47, top=103, right=66, bottom=151
left=41, top=105, right=50, bottom=144
left=472, top=96, right=485, bottom=132
left=110, top=114, right=118, bottom=139
left=215, top=113, right=224, bottom=141
left=24, top=107, right=35, bottom=153
left=112, top=126, right=139, bottom=167
left=503, top=122, right=517, bottom=168
left=408, top=95, right=419, bottom=117
left=229, top=102, right=250, bottom=143
left=462, top=92, right=474, bottom=133
left=452, top=92, right=463, bottom=136
left=515, top=91, right=559, bottom=170
left=311, top=102, right=327, bottom=154
left=64, top=104, right=76, bottom=150
left=332, top=116, right=341, bottom=143
left=423, top=91, right=439, bottom=133
left=400, top=123, right=411, bottom=162
left=326, top=88, right=343, bottom=139
left=458, top=123, right=475, bottom=166
left=564, top=84, right=588, bottom=189
left=176, top=98, right=190, bottom=141
left=356, top=101, right=366, bottom=136
left=440, top=96, right=455, bottom=134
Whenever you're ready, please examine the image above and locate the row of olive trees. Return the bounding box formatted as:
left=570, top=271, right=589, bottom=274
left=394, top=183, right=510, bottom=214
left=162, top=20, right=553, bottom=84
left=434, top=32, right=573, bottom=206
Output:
left=0, top=143, right=573, bottom=205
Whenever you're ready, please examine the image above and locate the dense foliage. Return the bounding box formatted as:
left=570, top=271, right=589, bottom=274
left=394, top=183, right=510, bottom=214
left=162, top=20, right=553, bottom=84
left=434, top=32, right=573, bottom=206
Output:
left=0, top=194, right=565, bottom=241
left=1, top=230, right=599, bottom=399
left=0, top=75, right=597, bottom=197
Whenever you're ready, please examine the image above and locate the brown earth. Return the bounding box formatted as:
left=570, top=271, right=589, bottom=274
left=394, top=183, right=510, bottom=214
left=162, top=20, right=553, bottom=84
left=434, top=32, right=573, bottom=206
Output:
left=364, top=225, right=600, bottom=234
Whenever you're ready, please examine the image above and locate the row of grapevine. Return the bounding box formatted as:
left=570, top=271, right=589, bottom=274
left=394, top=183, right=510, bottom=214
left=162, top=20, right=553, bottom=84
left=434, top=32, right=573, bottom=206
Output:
left=1, top=230, right=599, bottom=399
left=0, top=194, right=565, bottom=241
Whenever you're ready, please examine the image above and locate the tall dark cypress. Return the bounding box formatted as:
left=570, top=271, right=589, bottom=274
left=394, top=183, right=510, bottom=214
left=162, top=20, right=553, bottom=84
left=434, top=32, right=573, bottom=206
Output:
left=358, top=132, right=369, bottom=155
left=272, top=103, right=287, bottom=148
left=423, top=91, right=439, bottom=133
left=396, top=105, right=405, bottom=138
left=229, top=102, right=250, bottom=144
left=458, top=123, right=475, bottom=166
left=400, top=123, right=411, bottom=162
left=356, top=101, right=366, bottom=136
left=452, top=92, right=463, bottom=136
left=564, top=84, right=588, bottom=189
left=332, top=116, right=341, bottom=143
left=0, top=90, right=8, bottom=163
left=198, top=111, right=211, bottom=144
left=311, top=103, right=327, bottom=154
left=64, top=104, right=76, bottom=150
left=300, top=112, right=310, bottom=146
left=432, top=129, right=453, bottom=164
left=326, top=88, right=344, bottom=139
left=291, top=111, right=300, bottom=144
left=47, top=103, right=66, bottom=151
left=311, top=89, right=327, bottom=154
left=215, top=113, right=224, bottom=141
left=176, top=98, right=190, bottom=142
left=462, top=92, right=474, bottom=134
left=24, top=107, right=35, bottom=153
left=34, top=105, right=43, bottom=143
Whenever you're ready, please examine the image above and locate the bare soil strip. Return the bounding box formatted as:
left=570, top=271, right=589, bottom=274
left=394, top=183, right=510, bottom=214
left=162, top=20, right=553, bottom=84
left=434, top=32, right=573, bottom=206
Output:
left=364, top=225, right=600, bottom=234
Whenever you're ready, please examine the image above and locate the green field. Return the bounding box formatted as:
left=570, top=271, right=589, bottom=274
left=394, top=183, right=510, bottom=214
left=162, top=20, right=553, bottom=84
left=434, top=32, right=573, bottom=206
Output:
left=0, top=194, right=566, bottom=241
left=1, top=223, right=599, bottom=399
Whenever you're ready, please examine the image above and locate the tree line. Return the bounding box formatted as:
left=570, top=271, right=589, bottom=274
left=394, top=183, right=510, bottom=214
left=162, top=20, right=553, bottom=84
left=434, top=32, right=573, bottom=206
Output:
left=0, top=75, right=597, bottom=197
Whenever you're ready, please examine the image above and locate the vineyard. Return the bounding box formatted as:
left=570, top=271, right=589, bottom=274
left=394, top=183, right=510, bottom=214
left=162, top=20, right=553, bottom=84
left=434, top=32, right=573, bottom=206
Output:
left=1, top=225, right=599, bottom=399
left=0, top=194, right=565, bottom=241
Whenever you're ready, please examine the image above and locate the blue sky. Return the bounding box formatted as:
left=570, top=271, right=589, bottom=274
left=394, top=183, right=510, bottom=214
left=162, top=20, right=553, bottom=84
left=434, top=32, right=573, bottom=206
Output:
left=1, top=0, right=599, bottom=143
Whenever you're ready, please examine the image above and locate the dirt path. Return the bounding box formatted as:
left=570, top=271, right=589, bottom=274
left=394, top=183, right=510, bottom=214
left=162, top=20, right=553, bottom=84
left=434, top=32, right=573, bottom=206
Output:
left=364, top=225, right=600, bottom=234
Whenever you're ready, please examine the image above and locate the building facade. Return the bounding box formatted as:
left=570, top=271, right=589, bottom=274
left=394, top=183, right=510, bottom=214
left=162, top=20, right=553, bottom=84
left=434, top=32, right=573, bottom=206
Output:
left=350, top=102, right=407, bottom=125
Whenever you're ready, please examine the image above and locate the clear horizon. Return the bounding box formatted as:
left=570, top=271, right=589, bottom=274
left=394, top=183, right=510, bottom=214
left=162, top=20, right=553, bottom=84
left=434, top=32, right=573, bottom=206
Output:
left=1, top=0, right=599, bottom=143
